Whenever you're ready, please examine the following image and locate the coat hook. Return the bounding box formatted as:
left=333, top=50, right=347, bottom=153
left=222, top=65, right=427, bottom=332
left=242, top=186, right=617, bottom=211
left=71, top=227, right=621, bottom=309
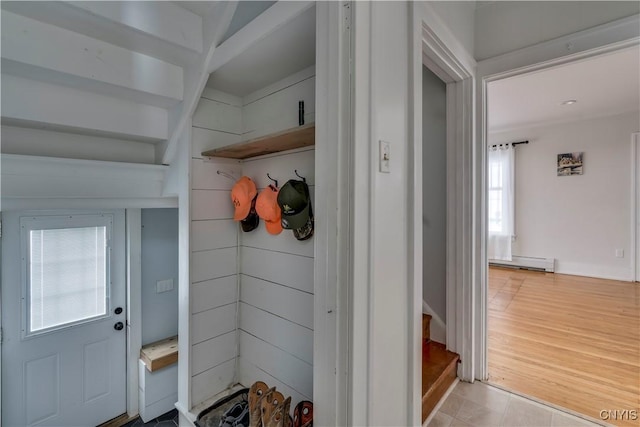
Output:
left=294, top=170, right=306, bottom=183
left=217, top=170, right=236, bottom=181
left=267, top=173, right=278, bottom=188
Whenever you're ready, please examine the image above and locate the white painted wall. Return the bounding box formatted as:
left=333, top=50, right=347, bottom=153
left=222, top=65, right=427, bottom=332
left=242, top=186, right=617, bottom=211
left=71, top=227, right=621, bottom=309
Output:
left=138, top=360, right=178, bottom=422
left=141, top=208, right=179, bottom=345
left=237, top=149, right=315, bottom=406
left=188, top=67, right=315, bottom=408
left=489, top=111, right=639, bottom=281
left=350, top=1, right=479, bottom=423
left=422, top=66, right=447, bottom=324
left=189, top=86, right=243, bottom=409
left=351, top=2, right=411, bottom=425
left=189, top=154, right=240, bottom=407
left=475, top=1, right=640, bottom=60
left=242, top=67, right=315, bottom=141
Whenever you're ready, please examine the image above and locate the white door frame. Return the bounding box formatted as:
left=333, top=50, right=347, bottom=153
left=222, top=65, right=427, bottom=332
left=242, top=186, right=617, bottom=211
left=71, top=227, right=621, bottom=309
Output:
left=125, top=209, right=142, bottom=417
left=632, top=133, right=640, bottom=282
left=475, top=17, right=640, bottom=380
left=313, top=2, right=352, bottom=426
left=409, top=5, right=476, bottom=422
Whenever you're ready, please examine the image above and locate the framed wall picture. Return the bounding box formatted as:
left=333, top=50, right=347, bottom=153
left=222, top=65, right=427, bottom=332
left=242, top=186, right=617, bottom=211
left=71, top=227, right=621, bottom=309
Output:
left=557, top=152, right=583, bottom=176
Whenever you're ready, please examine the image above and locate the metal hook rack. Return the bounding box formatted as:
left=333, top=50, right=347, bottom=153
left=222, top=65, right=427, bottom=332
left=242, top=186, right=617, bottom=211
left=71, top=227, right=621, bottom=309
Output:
left=267, top=173, right=278, bottom=188
left=294, top=170, right=306, bottom=183
left=217, top=170, right=236, bottom=181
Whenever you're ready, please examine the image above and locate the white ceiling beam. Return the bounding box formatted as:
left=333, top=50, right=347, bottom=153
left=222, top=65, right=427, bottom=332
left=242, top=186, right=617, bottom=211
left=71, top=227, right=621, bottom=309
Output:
left=157, top=1, right=239, bottom=164
left=1, top=11, right=183, bottom=108
left=159, top=0, right=315, bottom=165
left=1, top=1, right=202, bottom=67
left=1, top=75, right=168, bottom=142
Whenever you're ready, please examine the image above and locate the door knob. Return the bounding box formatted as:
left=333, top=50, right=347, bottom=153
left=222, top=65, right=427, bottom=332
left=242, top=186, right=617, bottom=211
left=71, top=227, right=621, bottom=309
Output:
left=114, top=307, right=123, bottom=315
left=114, top=321, right=124, bottom=331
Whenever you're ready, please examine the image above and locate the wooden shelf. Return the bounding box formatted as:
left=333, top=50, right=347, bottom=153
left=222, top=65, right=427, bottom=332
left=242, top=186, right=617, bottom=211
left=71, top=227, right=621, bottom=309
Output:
left=140, top=335, right=178, bottom=372
left=201, top=123, right=315, bottom=159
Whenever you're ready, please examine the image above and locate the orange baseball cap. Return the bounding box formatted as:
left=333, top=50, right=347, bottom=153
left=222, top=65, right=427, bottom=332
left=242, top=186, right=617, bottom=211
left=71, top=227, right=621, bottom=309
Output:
left=255, top=185, right=283, bottom=235
left=231, top=176, right=258, bottom=221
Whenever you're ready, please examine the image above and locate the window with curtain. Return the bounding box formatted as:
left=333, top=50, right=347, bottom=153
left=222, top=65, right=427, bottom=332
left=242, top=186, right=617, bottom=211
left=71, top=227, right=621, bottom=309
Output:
left=487, top=145, right=515, bottom=261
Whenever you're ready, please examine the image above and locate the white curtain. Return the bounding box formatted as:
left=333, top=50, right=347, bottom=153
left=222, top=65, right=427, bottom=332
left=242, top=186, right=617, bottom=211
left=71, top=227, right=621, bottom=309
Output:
left=487, top=145, right=515, bottom=261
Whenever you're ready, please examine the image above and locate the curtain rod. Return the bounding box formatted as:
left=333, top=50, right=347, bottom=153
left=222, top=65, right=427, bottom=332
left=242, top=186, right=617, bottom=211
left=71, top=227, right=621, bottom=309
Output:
left=490, top=140, right=529, bottom=148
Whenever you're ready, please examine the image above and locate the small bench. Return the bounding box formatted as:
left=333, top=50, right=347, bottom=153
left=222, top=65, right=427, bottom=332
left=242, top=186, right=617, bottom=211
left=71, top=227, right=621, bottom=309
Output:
left=139, top=336, right=178, bottom=422
left=140, top=335, right=178, bottom=372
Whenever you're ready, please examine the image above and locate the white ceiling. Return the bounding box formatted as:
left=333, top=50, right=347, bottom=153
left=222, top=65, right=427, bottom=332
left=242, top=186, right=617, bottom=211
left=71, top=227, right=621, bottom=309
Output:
left=172, top=1, right=218, bottom=17
left=206, top=6, right=315, bottom=97
left=488, top=46, right=640, bottom=132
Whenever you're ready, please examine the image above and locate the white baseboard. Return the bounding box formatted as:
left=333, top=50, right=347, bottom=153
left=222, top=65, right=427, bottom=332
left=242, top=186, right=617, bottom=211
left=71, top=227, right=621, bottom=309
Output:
left=422, top=301, right=446, bottom=344
left=489, top=255, right=554, bottom=272
left=555, top=261, right=633, bottom=282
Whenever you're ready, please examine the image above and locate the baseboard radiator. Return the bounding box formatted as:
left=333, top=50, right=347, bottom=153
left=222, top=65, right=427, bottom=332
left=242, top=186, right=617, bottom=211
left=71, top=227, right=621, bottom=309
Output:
left=489, top=255, right=555, bottom=272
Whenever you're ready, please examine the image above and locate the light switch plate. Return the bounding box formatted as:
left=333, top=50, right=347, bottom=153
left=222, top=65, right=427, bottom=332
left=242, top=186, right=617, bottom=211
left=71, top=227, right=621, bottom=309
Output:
left=156, top=279, right=174, bottom=293
left=379, top=140, right=390, bottom=173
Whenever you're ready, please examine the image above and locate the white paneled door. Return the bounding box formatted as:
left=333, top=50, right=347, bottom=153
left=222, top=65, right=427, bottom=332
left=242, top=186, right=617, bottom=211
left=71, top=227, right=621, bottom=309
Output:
left=2, top=211, right=127, bottom=427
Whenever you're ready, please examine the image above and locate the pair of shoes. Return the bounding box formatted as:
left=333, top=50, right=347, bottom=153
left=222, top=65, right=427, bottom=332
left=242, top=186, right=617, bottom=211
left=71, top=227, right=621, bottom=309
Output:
left=248, top=381, right=271, bottom=427
left=219, top=400, right=250, bottom=427
left=262, top=392, right=291, bottom=427
left=292, top=401, right=312, bottom=427
left=248, top=381, right=293, bottom=427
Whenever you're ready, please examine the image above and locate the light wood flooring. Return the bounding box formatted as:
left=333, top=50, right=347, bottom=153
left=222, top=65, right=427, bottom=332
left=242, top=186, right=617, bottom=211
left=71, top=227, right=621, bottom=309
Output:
left=488, top=267, right=640, bottom=427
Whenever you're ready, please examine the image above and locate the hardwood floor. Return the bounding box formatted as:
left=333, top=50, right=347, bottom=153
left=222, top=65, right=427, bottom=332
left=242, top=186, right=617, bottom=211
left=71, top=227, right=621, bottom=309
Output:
left=488, top=267, right=640, bottom=427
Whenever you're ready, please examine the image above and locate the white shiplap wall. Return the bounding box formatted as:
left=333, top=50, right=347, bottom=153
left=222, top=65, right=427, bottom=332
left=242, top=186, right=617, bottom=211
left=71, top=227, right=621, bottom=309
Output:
left=190, top=69, right=315, bottom=408
left=238, top=149, right=315, bottom=405
left=190, top=89, right=242, bottom=406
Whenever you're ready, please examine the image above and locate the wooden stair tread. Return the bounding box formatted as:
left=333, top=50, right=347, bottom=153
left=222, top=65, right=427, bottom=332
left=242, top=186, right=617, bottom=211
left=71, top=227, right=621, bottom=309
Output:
left=140, top=335, right=178, bottom=372
left=421, top=340, right=459, bottom=423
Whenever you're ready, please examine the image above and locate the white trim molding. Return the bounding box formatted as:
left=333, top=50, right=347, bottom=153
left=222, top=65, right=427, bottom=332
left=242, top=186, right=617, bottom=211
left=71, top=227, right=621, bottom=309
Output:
left=349, top=2, right=372, bottom=425
left=409, top=7, right=423, bottom=425
left=632, top=133, right=640, bottom=282
left=415, top=6, right=476, bottom=382
left=175, top=124, right=192, bottom=417
left=126, top=209, right=142, bottom=417
left=475, top=15, right=640, bottom=381
left=314, top=2, right=351, bottom=426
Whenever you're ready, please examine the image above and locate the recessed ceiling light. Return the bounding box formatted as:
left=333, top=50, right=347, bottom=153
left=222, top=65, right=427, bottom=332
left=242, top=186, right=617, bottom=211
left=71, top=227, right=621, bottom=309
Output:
left=561, top=100, right=578, bottom=105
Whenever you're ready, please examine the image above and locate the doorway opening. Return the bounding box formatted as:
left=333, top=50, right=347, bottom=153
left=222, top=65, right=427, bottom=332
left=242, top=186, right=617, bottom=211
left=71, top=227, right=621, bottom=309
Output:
left=484, top=45, right=640, bottom=423
left=411, top=10, right=475, bottom=423
left=420, top=63, right=460, bottom=423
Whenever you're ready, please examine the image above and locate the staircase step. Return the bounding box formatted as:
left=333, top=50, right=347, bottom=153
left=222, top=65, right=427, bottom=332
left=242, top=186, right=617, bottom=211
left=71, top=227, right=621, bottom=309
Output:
left=422, top=313, right=432, bottom=342
left=422, top=340, right=459, bottom=423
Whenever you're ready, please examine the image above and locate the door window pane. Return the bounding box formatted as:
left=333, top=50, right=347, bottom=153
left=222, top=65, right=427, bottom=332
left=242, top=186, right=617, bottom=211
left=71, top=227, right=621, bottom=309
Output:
left=29, top=226, right=107, bottom=333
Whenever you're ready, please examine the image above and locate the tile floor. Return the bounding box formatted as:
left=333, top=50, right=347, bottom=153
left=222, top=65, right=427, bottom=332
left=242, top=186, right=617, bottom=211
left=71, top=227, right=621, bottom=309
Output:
left=426, top=381, right=604, bottom=427
left=122, top=409, right=179, bottom=427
